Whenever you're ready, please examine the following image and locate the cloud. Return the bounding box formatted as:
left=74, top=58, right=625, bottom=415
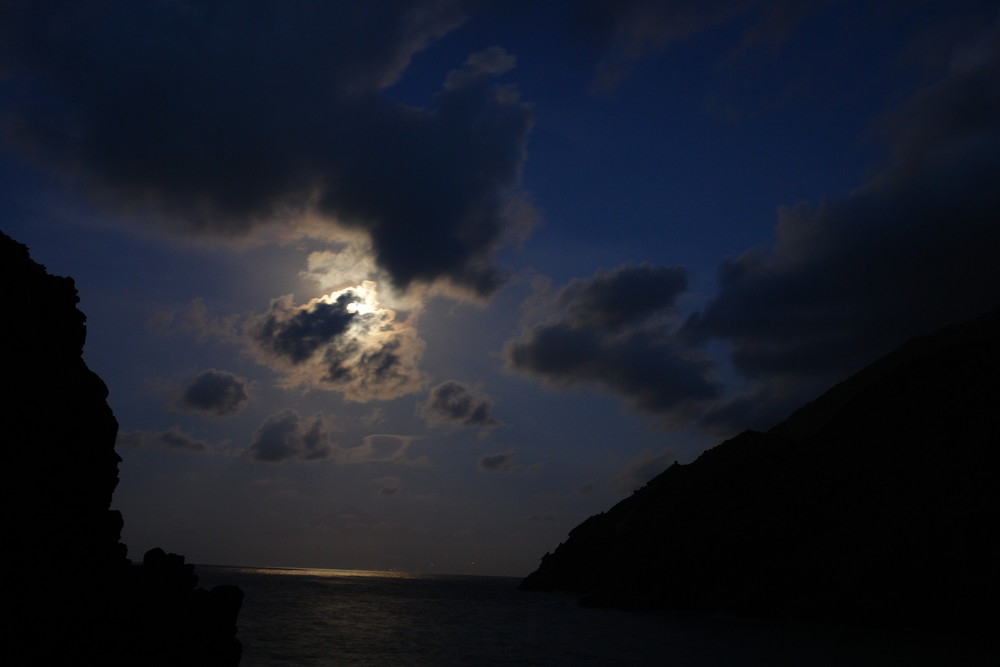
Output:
left=478, top=448, right=517, bottom=472
left=244, top=410, right=423, bottom=464
left=246, top=410, right=334, bottom=462
left=556, top=263, right=690, bottom=330
left=375, top=476, right=401, bottom=496
left=505, top=263, right=720, bottom=421
left=319, top=43, right=534, bottom=298
left=302, top=247, right=382, bottom=296
left=477, top=448, right=542, bottom=474
left=345, top=434, right=424, bottom=465
left=682, top=24, right=1000, bottom=388
left=174, top=369, right=249, bottom=417
left=418, top=380, right=500, bottom=429
left=250, top=293, right=356, bottom=364
left=1, top=1, right=534, bottom=297
left=244, top=282, right=425, bottom=400
left=116, top=427, right=210, bottom=452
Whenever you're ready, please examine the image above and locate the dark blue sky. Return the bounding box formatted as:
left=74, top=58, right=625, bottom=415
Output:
left=2, top=0, right=998, bottom=576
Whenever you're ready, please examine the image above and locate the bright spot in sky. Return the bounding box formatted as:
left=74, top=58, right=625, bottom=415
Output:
left=326, top=280, right=380, bottom=316
left=252, top=278, right=423, bottom=400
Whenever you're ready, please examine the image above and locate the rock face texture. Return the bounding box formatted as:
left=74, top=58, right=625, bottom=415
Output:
left=1, top=231, right=242, bottom=665
left=521, top=307, right=1000, bottom=632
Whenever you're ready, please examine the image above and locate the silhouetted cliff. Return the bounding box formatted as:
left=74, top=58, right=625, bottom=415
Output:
left=1, top=231, right=242, bottom=665
left=521, top=307, right=1000, bottom=632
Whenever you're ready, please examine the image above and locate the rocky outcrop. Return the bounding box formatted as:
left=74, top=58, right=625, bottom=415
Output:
left=521, top=307, right=1000, bottom=632
left=1, top=231, right=242, bottom=665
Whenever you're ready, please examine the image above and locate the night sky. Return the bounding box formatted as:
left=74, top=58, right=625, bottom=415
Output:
left=2, top=0, right=998, bottom=576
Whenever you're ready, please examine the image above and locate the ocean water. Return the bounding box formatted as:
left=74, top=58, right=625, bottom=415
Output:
left=197, top=566, right=992, bottom=666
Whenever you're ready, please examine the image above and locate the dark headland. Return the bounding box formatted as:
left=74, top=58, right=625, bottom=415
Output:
left=521, top=305, right=1000, bottom=633
left=1, top=231, right=243, bottom=665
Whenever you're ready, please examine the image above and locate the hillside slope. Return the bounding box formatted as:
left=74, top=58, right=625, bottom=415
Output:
left=521, top=308, right=1000, bottom=631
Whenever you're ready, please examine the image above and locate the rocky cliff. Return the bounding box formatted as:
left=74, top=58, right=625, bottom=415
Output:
left=521, top=307, right=1000, bottom=632
left=1, top=231, right=243, bottom=665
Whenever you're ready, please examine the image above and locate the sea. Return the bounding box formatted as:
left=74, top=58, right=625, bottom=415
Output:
left=196, top=566, right=993, bottom=666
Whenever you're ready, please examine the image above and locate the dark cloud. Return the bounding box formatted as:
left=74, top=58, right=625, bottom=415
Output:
left=116, top=427, right=209, bottom=452
left=246, top=410, right=333, bottom=462
left=505, top=263, right=719, bottom=421
left=244, top=286, right=424, bottom=400
left=557, top=263, right=690, bottom=330
left=251, top=293, right=358, bottom=364
left=477, top=448, right=542, bottom=474
left=418, top=380, right=500, bottom=429
left=175, top=369, right=249, bottom=417
left=682, top=27, right=1000, bottom=387
left=478, top=448, right=517, bottom=472
left=1, top=0, right=533, bottom=297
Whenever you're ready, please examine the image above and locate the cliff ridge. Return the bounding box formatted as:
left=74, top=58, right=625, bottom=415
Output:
left=521, top=307, right=1000, bottom=631
left=1, top=230, right=243, bottom=665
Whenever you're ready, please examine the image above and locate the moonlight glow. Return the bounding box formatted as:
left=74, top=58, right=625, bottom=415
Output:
left=335, top=281, right=381, bottom=317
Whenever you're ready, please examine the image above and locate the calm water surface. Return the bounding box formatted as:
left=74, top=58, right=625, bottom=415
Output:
left=197, top=566, right=993, bottom=666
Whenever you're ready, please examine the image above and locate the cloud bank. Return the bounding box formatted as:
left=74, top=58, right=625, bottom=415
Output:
left=507, top=19, right=1000, bottom=434
left=505, top=263, right=720, bottom=421
left=683, top=24, right=1000, bottom=428
left=2, top=0, right=534, bottom=297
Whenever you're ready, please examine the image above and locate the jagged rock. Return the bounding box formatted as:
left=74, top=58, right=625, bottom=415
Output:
left=1, top=231, right=242, bottom=665
left=521, top=307, right=1000, bottom=632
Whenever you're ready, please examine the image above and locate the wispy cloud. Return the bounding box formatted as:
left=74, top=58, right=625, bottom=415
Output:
left=117, top=427, right=211, bottom=453
left=478, top=448, right=542, bottom=475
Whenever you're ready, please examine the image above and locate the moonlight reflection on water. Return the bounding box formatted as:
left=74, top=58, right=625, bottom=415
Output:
left=197, top=566, right=992, bottom=667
